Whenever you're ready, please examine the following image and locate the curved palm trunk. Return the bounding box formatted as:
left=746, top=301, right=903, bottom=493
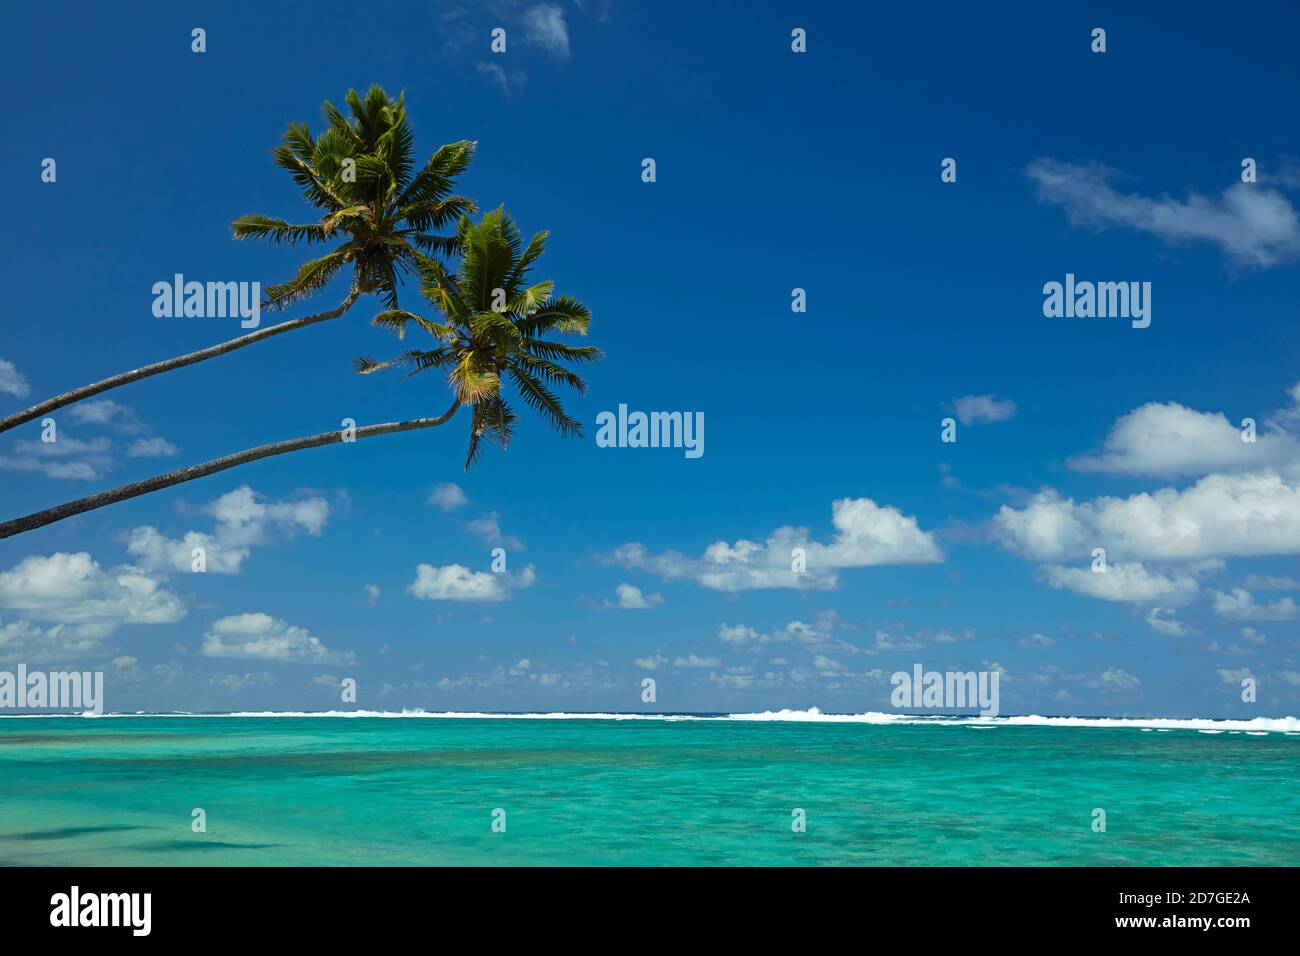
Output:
left=0, top=400, right=459, bottom=540
left=0, top=290, right=361, bottom=435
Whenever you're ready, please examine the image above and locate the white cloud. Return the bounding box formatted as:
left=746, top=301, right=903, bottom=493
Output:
left=68, top=399, right=144, bottom=432
left=0, top=400, right=175, bottom=476
left=1210, top=587, right=1299, bottom=621
left=716, top=618, right=871, bottom=658
left=607, top=583, right=662, bottom=609
left=863, top=629, right=924, bottom=654
left=207, top=485, right=329, bottom=539
left=127, top=485, right=330, bottom=575
left=467, top=512, right=523, bottom=550
left=1068, top=400, right=1299, bottom=478
left=674, top=654, right=721, bottom=668
left=995, top=473, right=1300, bottom=564
left=718, top=620, right=829, bottom=647
left=1241, top=573, right=1300, bottom=590
left=440, top=5, right=476, bottom=53
left=0, top=552, right=185, bottom=639
left=0, top=618, right=109, bottom=664
left=634, top=653, right=667, bottom=670
left=953, top=394, right=1016, bottom=426
left=612, top=497, right=942, bottom=592
left=1019, top=633, right=1057, bottom=647
left=1094, top=667, right=1141, bottom=692
left=521, top=3, right=570, bottom=58
left=475, top=61, right=525, bottom=95
left=0, top=435, right=112, bottom=480
left=1145, top=607, right=1187, bottom=636
left=708, top=671, right=755, bottom=690
left=0, top=358, right=31, bottom=397
left=127, top=436, right=178, bottom=458
left=407, top=562, right=536, bottom=602
left=201, top=612, right=354, bottom=664
left=1043, top=562, right=1201, bottom=606
left=209, top=671, right=278, bottom=691
left=1026, top=159, right=1300, bottom=267
left=364, top=584, right=381, bottom=606
left=428, top=482, right=468, bottom=510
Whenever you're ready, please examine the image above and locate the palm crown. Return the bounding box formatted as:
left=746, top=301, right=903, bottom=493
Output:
left=356, top=208, right=600, bottom=467
left=231, top=84, right=475, bottom=312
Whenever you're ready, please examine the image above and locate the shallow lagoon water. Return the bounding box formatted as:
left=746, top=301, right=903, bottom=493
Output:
left=1, top=715, right=1296, bottom=866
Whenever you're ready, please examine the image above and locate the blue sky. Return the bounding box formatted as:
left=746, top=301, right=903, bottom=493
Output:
left=2, top=0, right=1300, bottom=716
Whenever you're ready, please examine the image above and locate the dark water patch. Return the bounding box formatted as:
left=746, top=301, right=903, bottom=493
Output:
left=137, top=840, right=282, bottom=851
left=48, top=746, right=696, bottom=776
left=0, top=732, right=215, bottom=747
left=7, top=824, right=148, bottom=841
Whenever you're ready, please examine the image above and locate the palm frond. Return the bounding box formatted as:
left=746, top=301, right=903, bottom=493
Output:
left=230, top=215, right=330, bottom=245
left=508, top=367, right=582, bottom=437
left=265, top=248, right=350, bottom=309
left=515, top=296, right=592, bottom=336
left=398, top=141, right=477, bottom=207
left=464, top=397, right=517, bottom=470
left=516, top=354, right=588, bottom=394
left=523, top=339, right=603, bottom=363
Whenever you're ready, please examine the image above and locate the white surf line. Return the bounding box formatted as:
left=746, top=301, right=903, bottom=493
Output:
left=1, top=707, right=1298, bottom=734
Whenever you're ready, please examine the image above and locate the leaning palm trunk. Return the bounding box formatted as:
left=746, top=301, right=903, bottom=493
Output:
left=0, top=400, right=459, bottom=539
left=0, top=290, right=361, bottom=435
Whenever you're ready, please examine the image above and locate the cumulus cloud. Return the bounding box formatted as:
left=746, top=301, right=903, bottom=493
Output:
left=0, top=358, right=31, bottom=397
left=674, top=654, right=721, bottom=668
left=863, top=629, right=925, bottom=654
left=1241, top=573, right=1300, bottom=590
left=0, top=618, right=109, bottom=664
left=0, top=435, right=112, bottom=480
left=1068, top=399, right=1300, bottom=478
left=718, top=620, right=830, bottom=647
left=408, top=562, right=536, bottom=602
left=1145, top=607, right=1187, bottom=636
left=209, top=671, right=279, bottom=691
left=953, top=394, right=1016, bottom=426
left=126, top=485, right=330, bottom=575
left=994, top=473, right=1300, bottom=564
left=1019, top=633, right=1057, bottom=647
left=1217, top=667, right=1256, bottom=686
left=428, top=482, right=468, bottom=510
left=467, top=512, right=523, bottom=550
left=607, top=583, right=662, bottom=609
left=1210, top=587, right=1299, bottom=621
left=1092, top=667, right=1141, bottom=692
left=0, top=552, right=185, bottom=639
left=201, top=613, right=354, bottom=664
left=0, top=400, right=177, bottom=477
left=1026, top=159, right=1300, bottom=267
left=127, top=436, right=178, bottom=458
left=67, top=399, right=145, bottom=432
left=716, top=617, right=874, bottom=657
left=612, top=497, right=942, bottom=592
left=708, top=670, right=755, bottom=690
left=1043, top=562, right=1202, bottom=606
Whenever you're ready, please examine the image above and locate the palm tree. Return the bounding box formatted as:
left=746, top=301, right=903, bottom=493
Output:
left=356, top=206, right=600, bottom=468
left=0, top=85, right=474, bottom=435
left=0, top=209, right=598, bottom=540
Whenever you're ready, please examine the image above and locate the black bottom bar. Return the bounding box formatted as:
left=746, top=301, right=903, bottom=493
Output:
left=0, top=866, right=1283, bottom=941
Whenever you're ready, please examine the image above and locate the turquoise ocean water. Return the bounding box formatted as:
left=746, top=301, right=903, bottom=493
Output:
left=1, top=715, right=1297, bottom=866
